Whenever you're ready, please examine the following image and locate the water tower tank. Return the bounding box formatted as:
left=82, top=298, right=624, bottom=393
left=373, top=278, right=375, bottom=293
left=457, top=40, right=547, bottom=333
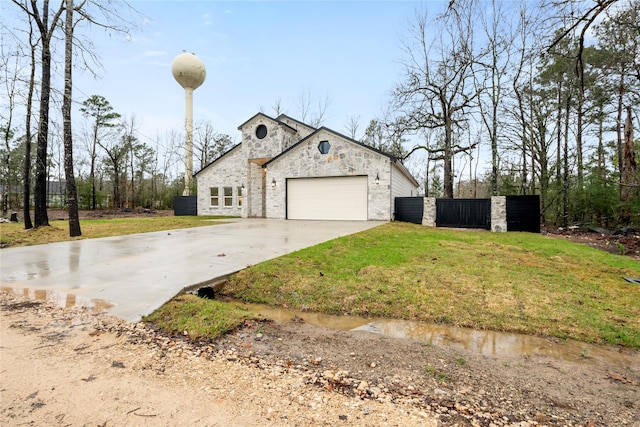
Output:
left=171, top=51, right=206, bottom=90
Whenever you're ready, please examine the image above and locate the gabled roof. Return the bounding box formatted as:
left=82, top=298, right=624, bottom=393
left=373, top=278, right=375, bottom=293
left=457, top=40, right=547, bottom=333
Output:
left=275, top=114, right=317, bottom=133
left=193, top=142, right=242, bottom=177
left=237, top=112, right=298, bottom=134
left=262, top=126, right=419, bottom=187
left=263, top=126, right=397, bottom=167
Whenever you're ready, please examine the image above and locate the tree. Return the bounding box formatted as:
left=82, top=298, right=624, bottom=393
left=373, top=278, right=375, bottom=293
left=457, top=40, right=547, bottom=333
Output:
left=0, top=44, right=20, bottom=216
left=595, top=4, right=640, bottom=185
left=361, top=119, right=408, bottom=160
left=344, top=115, right=361, bottom=140
left=389, top=5, right=480, bottom=198
left=80, top=95, right=121, bottom=209
left=620, top=106, right=637, bottom=224
left=193, top=120, right=235, bottom=170
left=13, top=0, right=66, bottom=227
left=99, top=119, right=131, bottom=208
left=474, top=0, right=519, bottom=196
left=296, top=88, right=332, bottom=127
left=62, top=0, right=80, bottom=236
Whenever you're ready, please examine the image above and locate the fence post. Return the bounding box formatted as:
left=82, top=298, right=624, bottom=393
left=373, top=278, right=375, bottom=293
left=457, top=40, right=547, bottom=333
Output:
left=491, top=196, right=507, bottom=232
left=422, top=197, right=436, bottom=227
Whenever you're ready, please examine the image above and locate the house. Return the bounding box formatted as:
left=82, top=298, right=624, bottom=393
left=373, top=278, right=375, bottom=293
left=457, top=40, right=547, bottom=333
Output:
left=194, top=113, right=419, bottom=220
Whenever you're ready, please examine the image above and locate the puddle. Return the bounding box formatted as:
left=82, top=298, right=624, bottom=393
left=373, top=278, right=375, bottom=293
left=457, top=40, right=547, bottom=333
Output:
left=2, top=286, right=114, bottom=312
left=232, top=301, right=639, bottom=368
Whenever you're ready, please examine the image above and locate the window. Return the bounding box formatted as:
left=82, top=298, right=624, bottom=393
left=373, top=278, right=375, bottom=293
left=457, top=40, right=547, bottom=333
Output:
left=224, top=187, right=233, bottom=207
left=256, top=124, right=267, bottom=139
left=210, top=187, right=219, bottom=207
left=318, top=140, right=331, bottom=154
left=237, top=186, right=243, bottom=207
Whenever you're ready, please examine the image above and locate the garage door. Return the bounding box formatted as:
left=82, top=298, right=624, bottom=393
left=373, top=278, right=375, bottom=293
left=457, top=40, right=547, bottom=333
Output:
left=287, top=176, right=368, bottom=220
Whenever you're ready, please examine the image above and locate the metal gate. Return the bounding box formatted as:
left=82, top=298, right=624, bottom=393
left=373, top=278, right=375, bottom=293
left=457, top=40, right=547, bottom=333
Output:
left=394, top=197, right=424, bottom=224
left=436, top=198, right=491, bottom=229
left=506, top=195, right=540, bottom=232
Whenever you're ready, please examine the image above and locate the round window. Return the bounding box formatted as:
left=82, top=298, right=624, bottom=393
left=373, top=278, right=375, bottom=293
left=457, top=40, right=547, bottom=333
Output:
left=256, top=124, right=268, bottom=139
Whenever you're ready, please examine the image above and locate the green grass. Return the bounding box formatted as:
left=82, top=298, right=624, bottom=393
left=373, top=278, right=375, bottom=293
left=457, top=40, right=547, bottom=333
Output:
left=221, top=222, right=640, bottom=347
left=0, top=215, right=229, bottom=247
left=5, top=215, right=638, bottom=347
left=143, top=294, right=257, bottom=340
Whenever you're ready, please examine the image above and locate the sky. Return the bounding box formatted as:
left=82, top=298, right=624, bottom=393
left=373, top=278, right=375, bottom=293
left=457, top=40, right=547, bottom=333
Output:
left=42, top=0, right=443, bottom=145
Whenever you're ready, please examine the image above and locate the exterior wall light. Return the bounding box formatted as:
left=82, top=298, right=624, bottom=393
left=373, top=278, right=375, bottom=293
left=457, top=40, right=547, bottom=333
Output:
left=271, top=178, right=276, bottom=188
left=241, top=183, right=245, bottom=190
left=375, top=173, right=380, bottom=185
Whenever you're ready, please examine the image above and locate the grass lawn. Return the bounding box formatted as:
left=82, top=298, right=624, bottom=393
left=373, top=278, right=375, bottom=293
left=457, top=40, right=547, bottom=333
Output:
left=3, top=216, right=638, bottom=348
left=221, top=222, right=640, bottom=348
left=0, top=216, right=228, bottom=247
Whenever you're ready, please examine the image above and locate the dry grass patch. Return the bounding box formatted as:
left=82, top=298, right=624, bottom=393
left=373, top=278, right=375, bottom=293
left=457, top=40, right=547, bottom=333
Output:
left=0, top=216, right=228, bottom=248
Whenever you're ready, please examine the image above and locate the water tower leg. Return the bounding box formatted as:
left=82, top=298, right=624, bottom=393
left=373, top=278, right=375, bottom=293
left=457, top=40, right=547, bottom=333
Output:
left=183, top=87, right=194, bottom=196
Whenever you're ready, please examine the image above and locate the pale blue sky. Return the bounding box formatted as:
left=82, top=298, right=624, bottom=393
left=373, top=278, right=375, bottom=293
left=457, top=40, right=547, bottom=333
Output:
left=71, top=0, right=440, bottom=143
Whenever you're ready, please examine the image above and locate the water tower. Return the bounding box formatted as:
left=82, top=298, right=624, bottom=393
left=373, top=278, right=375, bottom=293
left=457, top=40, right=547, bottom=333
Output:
left=172, top=51, right=206, bottom=196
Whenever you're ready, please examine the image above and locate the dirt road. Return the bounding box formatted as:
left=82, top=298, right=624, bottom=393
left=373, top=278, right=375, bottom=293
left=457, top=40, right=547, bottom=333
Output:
left=0, top=292, right=434, bottom=426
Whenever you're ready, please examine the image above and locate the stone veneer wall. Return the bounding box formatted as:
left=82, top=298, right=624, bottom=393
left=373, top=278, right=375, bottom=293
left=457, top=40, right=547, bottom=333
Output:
left=490, top=196, right=507, bottom=232
left=265, top=129, right=392, bottom=220
left=196, top=147, right=246, bottom=217
left=422, top=197, right=436, bottom=227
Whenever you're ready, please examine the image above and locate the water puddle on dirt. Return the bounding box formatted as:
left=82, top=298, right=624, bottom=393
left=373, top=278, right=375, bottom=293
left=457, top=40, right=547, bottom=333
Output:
left=232, top=301, right=638, bottom=368
left=1, top=286, right=114, bottom=312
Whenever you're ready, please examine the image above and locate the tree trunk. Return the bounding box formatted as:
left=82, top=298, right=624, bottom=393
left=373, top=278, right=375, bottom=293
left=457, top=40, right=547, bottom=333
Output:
left=620, top=106, right=637, bottom=225
left=90, top=124, right=98, bottom=210
left=22, top=19, right=37, bottom=230
left=33, top=2, right=55, bottom=228
left=616, top=78, right=625, bottom=183
left=562, top=96, right=571, bottom=228
left=62, top=0, right=81, bottom=237
left=443, top=114, right=454, bottom=199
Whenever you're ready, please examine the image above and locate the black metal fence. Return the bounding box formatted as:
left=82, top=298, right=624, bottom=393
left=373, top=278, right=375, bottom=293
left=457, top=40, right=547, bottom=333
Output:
left=174, top=196, right=197, bottom=216
left=394, top=197, right=424, bottom=224
left=394, top=196, right=540, bottom=232
left=436, top=198, right=491, bottom=229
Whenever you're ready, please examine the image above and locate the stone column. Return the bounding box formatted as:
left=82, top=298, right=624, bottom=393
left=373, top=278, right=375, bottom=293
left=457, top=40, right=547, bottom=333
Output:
left=491, top=196, right=507, bottom=232
left=422, top=197, right=436, bottom=227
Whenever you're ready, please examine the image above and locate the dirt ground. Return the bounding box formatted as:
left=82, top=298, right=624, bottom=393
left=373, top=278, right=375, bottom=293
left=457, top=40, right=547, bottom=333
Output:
left=2, top=209, right=638, bottom=426
left=1, top=291, right=638, bottom=427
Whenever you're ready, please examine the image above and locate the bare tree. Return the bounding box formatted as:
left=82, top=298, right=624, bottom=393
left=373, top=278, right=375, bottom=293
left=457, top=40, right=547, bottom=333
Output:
left=0, top=44, right=21, bottom=216
left=473, top=0, right=520, bottom=196
left=12, top=0, right=66, bottom=227
left=21, top=15, right=38, bottom=229
left=271, top=97, right=285, bottom=116
left=62, top=0, right=80, bottom=236
left=296, top=88, right=332, bottom=127
left=193, top=120, right=235, bottom=170
left=389, top=4, right=480, bottom=198
left=344, top=115, right=361, bottom=139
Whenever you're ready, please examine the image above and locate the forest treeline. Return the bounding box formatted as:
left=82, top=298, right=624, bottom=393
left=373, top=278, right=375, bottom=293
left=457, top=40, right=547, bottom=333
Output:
left=0, top=0, right=638, bottom=236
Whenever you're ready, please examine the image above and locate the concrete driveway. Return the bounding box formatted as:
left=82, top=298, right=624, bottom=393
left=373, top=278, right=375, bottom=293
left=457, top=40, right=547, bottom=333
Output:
left=0, top=219, right=383, bottom=322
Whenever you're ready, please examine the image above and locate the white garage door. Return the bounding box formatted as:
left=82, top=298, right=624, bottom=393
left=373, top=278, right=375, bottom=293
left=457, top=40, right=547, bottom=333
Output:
left=287, top=176, right=368, bottom=220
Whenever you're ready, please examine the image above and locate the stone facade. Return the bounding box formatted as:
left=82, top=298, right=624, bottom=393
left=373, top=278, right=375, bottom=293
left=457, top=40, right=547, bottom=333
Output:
left=422, top=197, right=436, bottom=227
left=264, top=129, right=394, bottom=220
left=195, top=113, right=419, bottom=220
left=490, top=196, right=507, bottom=232
left=196, top=145, right=245, bottom=217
